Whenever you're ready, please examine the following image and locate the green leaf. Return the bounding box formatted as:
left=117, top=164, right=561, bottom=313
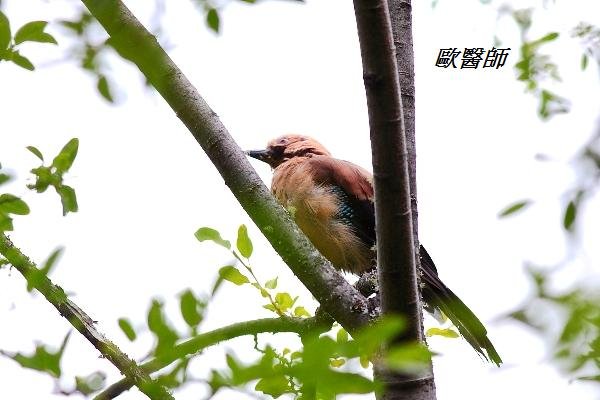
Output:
left=75, top=371, right=106, bottom=395
left=118, top=318, right=137, bottom=341
left=255, top=375, right=289, bottom=398
left=581, top=53, right=589, bottom=71
left=263, top=303, right=278, bottom=313
left=0, top=11, right=10, bottom=53
left=52, top=138, right=79, bottom=173
left=532, top=32, right=559, bottom=47
left=385, top=342, right=431, bottom=374
left=59, top=13, right=92, bottom=35
left=425, top=327, right=459, bottom=338
left=236, top=224, right=253, bottom=258
left=28, top=166, right=53, bottom=193
left=206, top=8, right=220, bottom=33
left=330, top=358, right=346, bottom=368
left=359, top=355, right=370, bottom=368
left=512, top=9, right=532, bottom=32
left=25, top=268, right=47, bottom=292
left=180, top=289, right=205, bottom=328
left=498, top=200, right=531, bottom=218
left=8, top=332, right=70, bottom=378
left=218, top=265, right=249, bottom=285
left=147, top=299, right=179, bottom=356
left=56, top=185, right=78, bottom=216
left=577, top=374, right=600, bottom=382
left=265, top=277, right=278, bottom=289
left=318, top=370, right=375, bottom=395
left=274, top=292, right=294, bottom=312
left=194, top=227, right=231, bottom=249
left=0, top=213, right=14, bottom=232
left=10, top=51, right=34, bottom=70
left=0, top=173, right=10, bottom=186
left=81, top=43, right=98, bottom=71
left=538, top=89, right=569, bottom=120
left=294, top=306, right=310, bottom=318
left=353, top=316, right=406, bottom=356
left=26, top=247, right=63, bottom=291
left=337, top=328, right=349, bottom=343
left=558, top=307, right=586, bottom=344
left=26, top=146, right=44, bottom=161
left=0, top=194, right=30, bottom=215
left=97, top=75, right=114, bottom=102
left=563, top=200, right=577, bottom=231
left=210, top=274, right=225, bottom=297
left=14, top=21, right=57, bottom=45
left=251, top=282, right=269, bottom=297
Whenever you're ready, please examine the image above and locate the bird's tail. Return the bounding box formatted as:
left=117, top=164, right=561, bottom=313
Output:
left=420, top=247, right=502, bottom=366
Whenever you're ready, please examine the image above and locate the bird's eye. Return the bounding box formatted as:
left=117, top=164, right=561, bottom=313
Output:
left=278, top=138, right=288, bottom=145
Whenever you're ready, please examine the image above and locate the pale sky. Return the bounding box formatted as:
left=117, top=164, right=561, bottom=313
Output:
left=1, top=0, right=600, bottom=399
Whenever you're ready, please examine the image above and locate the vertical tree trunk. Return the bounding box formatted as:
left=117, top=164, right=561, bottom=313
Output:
left=352, top=0, right=436, bottom=398
left=387, top=0, right=418, bottom=244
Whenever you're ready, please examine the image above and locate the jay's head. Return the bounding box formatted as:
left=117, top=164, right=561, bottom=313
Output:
left=246, top=134, right=331, bottom=168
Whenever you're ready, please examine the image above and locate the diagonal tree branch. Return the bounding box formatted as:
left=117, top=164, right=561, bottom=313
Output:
left=0, top=233, right=174, bottom=400
left=95, top=313, right=333, bottom=399
left=78, top=0, right=370, bottom=333
left=352, top=0, right=436, bottom=399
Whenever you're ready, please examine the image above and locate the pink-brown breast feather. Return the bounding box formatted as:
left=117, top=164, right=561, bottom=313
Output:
left=271, top=155, right=375, bottom=273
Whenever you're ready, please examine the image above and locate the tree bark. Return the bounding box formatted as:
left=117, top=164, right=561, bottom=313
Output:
left=351, top=0, right=436, bottom=398
left=79, top=0, right=370, bottom=334
left=387, top=0, right=418, bottom=245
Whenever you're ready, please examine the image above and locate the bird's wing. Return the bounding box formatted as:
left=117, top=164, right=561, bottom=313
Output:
left=307, top=156, right=376, bottom=246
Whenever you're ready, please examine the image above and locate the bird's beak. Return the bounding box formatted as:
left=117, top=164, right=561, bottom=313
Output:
left=245, top=149, right=272, bottom=165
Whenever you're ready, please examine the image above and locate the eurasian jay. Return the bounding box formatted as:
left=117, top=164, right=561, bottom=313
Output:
left=247, top=134, right=502, bottom=365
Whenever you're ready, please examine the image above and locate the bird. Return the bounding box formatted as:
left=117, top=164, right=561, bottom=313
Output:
left=246, top=134, right=502, bottom=366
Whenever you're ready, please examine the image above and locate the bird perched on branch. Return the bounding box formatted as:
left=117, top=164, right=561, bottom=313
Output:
left=246, top=134, right=502, bottom=365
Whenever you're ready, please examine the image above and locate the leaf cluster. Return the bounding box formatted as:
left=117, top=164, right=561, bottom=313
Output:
left=58, top=11, right=116, bottom=102
left=496, top=6, right=569, bottom=120
left=207, top=317, right=431, bottom=399
left=196, top=225, right=312, bottom=318
left=508, top=266, right=600, bottom=382
left=571, top=22, right=600, bottom=71
left=26, top=138, right=79, bottom=216
left=0, top=12, right=57, bottom=70
left=0, top=329, right=107, bottom=396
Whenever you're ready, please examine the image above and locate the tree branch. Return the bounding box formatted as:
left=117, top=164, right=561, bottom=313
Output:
left=78, top=0, right=369, bottom=334
left=0, top=233, right=174, bottom=400
left=95, top=313, right=333, bottom=399
left=351, top=0, right=436, bottom=398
